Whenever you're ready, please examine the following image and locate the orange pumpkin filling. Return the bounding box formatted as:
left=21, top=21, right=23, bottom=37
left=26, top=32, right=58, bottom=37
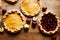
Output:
left=20, top=0, right=40, bottom=15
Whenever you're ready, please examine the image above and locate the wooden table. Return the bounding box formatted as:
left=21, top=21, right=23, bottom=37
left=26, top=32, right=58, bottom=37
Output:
left=0, top=0, right=60, bottom=40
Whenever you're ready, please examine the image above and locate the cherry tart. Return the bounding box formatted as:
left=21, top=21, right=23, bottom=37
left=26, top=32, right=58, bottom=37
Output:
left=38, top=12, right=58, bottom=35
left=4, top=0, right=18, bottom=5
left=20, top=0, right=41, bottom=17
left=3, top=10, right=24, bottom=33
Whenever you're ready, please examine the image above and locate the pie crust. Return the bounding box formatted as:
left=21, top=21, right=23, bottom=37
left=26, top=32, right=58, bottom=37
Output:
left=20, top=0, right=41, bottom=17
left=3, top=11, right=24, bottom=33
left=38, top=12, right=58, bottom=35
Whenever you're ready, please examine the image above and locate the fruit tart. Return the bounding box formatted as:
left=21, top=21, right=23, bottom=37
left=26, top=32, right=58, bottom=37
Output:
left=3, top=10, right=24, bottom=33
left=4, top=0, right=18, bottom=5
left=38, top=12, right=58, bottom=35
left=20, top=0, right=41, bottom=17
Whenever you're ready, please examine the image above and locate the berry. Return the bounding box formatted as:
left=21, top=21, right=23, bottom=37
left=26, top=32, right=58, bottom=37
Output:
left=32, top=21, right=37, bottom=28
left=26, top=19, right=31, bottom=24
left=51, top=35, right=56, bottom=40
left=42, top=6, right=47, bottom=12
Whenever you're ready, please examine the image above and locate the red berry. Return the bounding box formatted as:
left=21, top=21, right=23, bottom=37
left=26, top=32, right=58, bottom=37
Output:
left=32, top=21, right=37, bottom=28
left=51, top=35, right=56, bottom=40
left=32, top=21, right=37, bottom=25
left=42, top=6, right=47, bottom=12
left=26, top=19, right=31, bottom=24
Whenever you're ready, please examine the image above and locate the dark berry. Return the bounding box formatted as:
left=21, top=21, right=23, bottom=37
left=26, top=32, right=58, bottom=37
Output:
left=42, top=6, right=47, bottom=12
left=32, top=21, right=37, bottom=29
left=51, top=35, right=56, bottom=40
left=26, top=19, right=31, bottom=24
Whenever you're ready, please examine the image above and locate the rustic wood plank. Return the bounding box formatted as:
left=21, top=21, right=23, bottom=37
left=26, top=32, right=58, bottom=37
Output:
left=0, top=0, right=60, bottom=40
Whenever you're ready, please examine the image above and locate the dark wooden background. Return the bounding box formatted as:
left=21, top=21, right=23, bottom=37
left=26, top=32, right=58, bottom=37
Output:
left=0, top=0, right=60, bottom=40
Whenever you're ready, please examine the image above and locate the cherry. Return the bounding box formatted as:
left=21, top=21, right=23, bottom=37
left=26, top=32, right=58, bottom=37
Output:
left=26, top=19, right=31, bottom=24
left=51, top=35, right=56, bottom=40
left=42, top=6, right=47, bottom=12
left=32, top=21, right=37, bottom=28
left=42, top=25, right=46, bottom=29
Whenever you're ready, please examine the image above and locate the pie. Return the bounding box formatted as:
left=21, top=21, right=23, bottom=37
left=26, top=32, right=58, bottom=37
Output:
left=20, top=0, right=40, bottom=17
left=38, top=12, right=58, bottom=34
left=3, top=11, right=24, bottom=33
left=4, top=0, right=18, bottom=5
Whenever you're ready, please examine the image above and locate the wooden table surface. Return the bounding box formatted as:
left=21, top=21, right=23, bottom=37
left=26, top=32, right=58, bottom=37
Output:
left=0, top=0, right=60, bottom=40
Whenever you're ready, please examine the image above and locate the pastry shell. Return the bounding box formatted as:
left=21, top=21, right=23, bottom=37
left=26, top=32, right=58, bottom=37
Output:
left=3, top=10, right=24, bottom=33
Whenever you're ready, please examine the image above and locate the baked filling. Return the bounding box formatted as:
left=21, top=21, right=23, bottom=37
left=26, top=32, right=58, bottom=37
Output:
left=3, top=11, right=24, bottom=32
left=20, top=0, right=40, bottom=15
left=39, top=12, right=58, bottom=34
left=41, top=12, right=57, bottom=32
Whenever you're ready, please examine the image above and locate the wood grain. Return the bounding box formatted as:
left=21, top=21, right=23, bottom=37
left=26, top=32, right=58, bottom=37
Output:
left=0, top=0, right=60, bottom=40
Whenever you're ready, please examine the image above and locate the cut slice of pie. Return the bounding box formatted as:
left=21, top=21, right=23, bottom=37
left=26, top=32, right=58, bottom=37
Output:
left=4, top=0, right=18, bottom=5
left=3, top=11, right=24, bottom=33
left=20, top=0, right=40, bottom=17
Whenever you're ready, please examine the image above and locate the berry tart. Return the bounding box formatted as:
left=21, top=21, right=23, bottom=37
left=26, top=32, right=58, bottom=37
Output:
left=38, top=12, right=58, bottom=35
left=3, top=10, right=24, bottom=33
left=20, top=0, right=41, bottom=17
left=4, top=0, right=18, bottom=5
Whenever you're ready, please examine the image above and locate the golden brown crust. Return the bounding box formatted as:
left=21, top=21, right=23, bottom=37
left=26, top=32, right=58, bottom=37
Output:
left=38, top=12, right=58, bottom=35
left=20, top=0, right=40, bottom=17
left=3, top=11, right=24, bottom=33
